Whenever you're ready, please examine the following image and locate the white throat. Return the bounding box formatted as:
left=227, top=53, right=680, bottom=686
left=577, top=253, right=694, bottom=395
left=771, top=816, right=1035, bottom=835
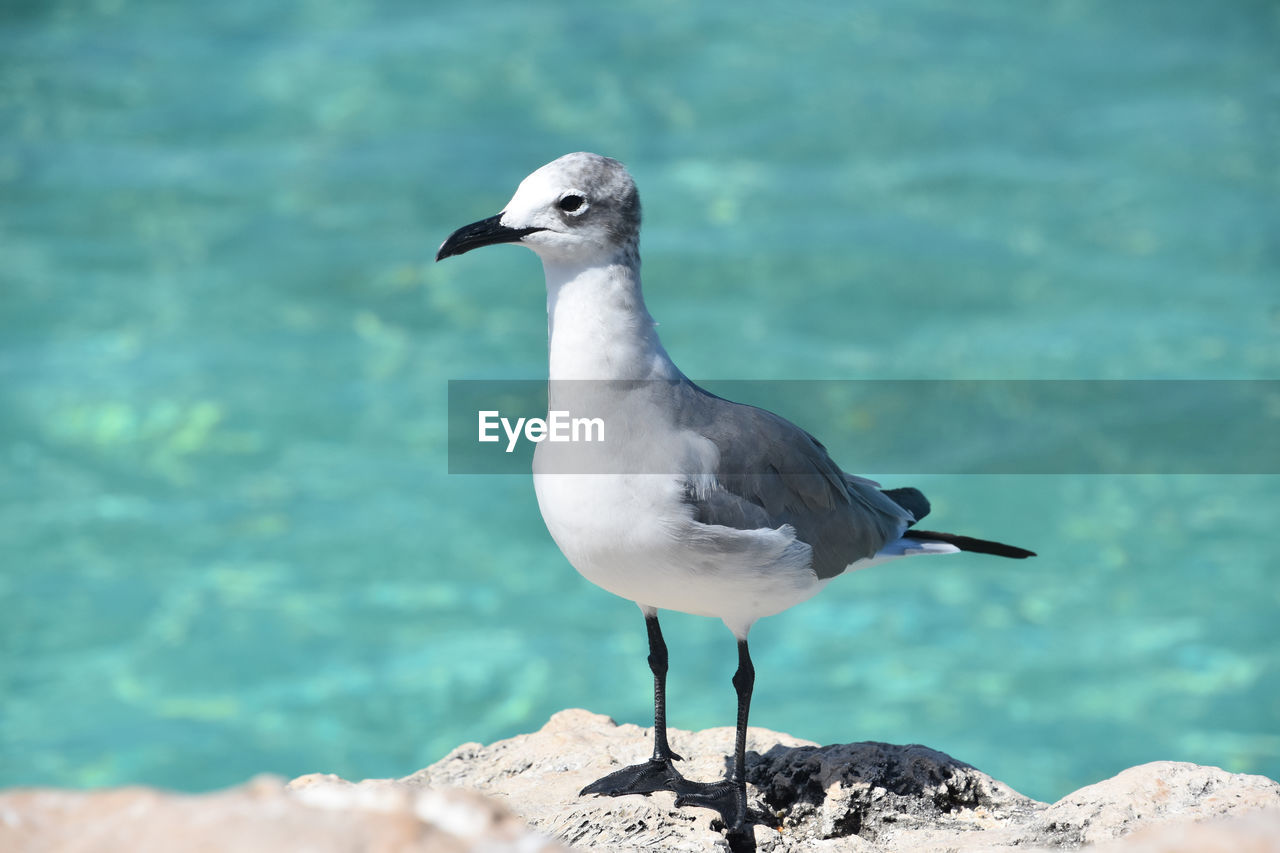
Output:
left=542, top=250, right=681, bottom=382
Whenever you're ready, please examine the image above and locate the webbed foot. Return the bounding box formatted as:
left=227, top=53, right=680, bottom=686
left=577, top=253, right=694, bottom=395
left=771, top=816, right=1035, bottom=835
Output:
left=579, top=757, right=686, bottom=797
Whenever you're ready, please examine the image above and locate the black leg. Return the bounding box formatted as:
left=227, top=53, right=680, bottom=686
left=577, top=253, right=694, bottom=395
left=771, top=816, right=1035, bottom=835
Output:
left=730, top=639, right=755, bottom=823
left=674, top=638, right=755, bottom=839
left=645, top=611, right=683, bottom=762
left=580, top=611, right=687, bottom=797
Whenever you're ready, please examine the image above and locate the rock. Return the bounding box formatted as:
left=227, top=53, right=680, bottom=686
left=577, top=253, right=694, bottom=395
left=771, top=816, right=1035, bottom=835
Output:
left=1085, top=810, right=1280, bottom=853
left=403, top=709, right=1046, bottom=850
left=2, top=709, right=1277, bottom=853
left=0, top=773, right=564, bottom=853
left=403, top=708, right=778, bottom=852
left=1034, top=760, right=1280, bottom=848
left=403, top=709, right=1280, bottom=853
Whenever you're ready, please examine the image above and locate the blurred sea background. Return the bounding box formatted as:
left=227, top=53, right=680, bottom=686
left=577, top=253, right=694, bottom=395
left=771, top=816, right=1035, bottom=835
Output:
left=2, top=0, right=1277, bottom=804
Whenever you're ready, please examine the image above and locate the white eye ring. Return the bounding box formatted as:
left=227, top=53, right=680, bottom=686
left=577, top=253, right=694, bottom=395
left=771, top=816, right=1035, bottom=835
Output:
left=556, top=192, right=589, bottom=215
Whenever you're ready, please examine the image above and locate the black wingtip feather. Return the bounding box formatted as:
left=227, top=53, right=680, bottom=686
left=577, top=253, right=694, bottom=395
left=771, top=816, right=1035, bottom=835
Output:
left=905, top=529, right=1036, bottom=559
left=882, top=486, right=931, bottom=523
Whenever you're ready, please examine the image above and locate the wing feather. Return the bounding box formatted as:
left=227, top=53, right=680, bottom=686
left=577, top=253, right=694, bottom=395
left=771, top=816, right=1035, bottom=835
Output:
left=671, top=383, right=914, bottom=579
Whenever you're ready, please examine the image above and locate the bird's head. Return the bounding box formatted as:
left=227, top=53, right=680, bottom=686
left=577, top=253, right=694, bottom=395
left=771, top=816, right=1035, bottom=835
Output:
left=436, top=152, right=641, bottom=266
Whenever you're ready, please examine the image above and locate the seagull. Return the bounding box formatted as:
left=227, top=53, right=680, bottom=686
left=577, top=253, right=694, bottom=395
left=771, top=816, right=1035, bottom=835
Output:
left=435, top=152, right=1034, bottom=841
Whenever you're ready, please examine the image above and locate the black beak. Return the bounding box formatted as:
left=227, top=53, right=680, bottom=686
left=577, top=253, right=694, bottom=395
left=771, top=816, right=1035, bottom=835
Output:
left=435, top=214, right=544, bottom=262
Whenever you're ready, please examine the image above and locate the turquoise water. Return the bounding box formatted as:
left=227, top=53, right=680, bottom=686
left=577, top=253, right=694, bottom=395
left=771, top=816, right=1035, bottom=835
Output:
left=2, top=0, right=1277, bottom=804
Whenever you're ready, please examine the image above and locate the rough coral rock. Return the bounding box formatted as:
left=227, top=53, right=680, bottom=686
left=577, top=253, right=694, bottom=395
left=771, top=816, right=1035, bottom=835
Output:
left=0, top=772, right=564, bottom=853
left=2, top=709, right=1277, bottom=853
left=405, top=709, right=1280, bottom=852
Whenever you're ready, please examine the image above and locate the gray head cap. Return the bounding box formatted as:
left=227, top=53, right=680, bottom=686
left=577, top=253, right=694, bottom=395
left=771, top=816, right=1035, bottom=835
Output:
left=544, top=152, right=641, bottom=243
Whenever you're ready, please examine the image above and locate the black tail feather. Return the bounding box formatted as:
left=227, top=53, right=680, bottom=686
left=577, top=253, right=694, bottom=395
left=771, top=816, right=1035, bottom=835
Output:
left=906, top=529, right=1036, bottom=559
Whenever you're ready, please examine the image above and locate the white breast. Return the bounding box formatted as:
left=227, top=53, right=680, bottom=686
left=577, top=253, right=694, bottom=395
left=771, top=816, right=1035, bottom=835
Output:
left=532, top=460, right=827, bottom=638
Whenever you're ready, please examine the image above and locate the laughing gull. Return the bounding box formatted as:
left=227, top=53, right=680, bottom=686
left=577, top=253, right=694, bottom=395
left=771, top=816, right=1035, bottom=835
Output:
left=436, top=152, right=1034, bottom=840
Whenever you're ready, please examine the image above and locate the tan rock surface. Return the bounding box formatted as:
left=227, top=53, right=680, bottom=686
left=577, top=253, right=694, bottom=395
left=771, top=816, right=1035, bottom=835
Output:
left=0, top=772, right=563, bottom=853
left=2, top=709, right=1277, bottom=853
left=406, top=709, right=1280, bottom=853
left=1034, top=759, right=1280, bottom=848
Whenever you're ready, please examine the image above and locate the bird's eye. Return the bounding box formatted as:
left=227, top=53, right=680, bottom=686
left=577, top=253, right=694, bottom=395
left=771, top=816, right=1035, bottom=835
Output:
left=557, top=194, right=586, bottom=213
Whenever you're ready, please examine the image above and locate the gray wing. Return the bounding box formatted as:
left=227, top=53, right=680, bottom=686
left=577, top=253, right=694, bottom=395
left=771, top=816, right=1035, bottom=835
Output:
left=670, top=382, right=916, bottom=579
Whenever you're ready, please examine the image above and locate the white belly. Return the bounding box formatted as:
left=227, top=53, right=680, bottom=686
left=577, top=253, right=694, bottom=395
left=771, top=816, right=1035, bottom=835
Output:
left=531, top=469, right=828, bottom=637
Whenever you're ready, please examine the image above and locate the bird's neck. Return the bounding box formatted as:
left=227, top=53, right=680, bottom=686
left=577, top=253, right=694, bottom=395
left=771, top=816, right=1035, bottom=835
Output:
left=542, top=248, right=681, bottom=382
